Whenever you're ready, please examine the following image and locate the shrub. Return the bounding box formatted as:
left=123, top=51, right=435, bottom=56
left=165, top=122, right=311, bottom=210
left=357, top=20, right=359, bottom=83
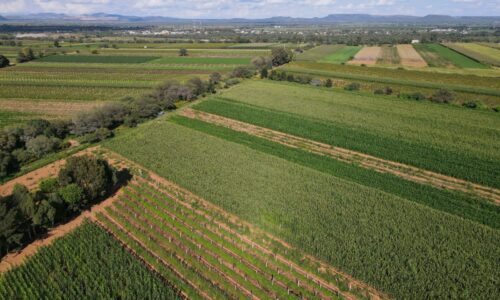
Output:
left=39, top=178, right=59, bottom=193
left=231, top=66, right=255, bottom=78
left=179, top=48, right=188, bottom=56
left=271, top=48, right=293, bottom=66
left=224, top=78, right=240, bottom=88
left=25, top=136, right=61, bottom=159
left=260, top=68, right=268, bottom=79
left=57, top=183, right=86, bottom=212
left=0, top=151, right=18, bottom=178
left=310, top=79, right=322, bottom=86
left=325, top=79, right=333, bottom=88
left=0, top=55, right=9, bottom=68
left=81, top=128, right=114, bottom=144
left=462, top=101, right=478, bottom=109
left=344, top=83, right=361, bottom=91
left=209, top=72, right=222, bottom=84
left=431, top=89, right=454, bottom=104
left=58, top=155, right=116, bottom=200
left=384, top=86, right=393, bottom=95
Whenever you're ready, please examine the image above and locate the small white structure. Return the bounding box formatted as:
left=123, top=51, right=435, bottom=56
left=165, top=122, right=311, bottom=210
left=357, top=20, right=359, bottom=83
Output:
left=411, top=40, right=420, bottom=44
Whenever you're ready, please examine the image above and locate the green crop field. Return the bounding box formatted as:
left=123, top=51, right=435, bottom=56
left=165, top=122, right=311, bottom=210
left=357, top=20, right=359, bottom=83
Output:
left=321, top=46, right=362, bottom=63
left=149, top=56, right=251, bottom=65
left=104, top=117, right=500, bottom=300
left=445, top=43, right=500, bottom=66
left=0, top=110, right=38, bottom=128
left=414, top=43, right=486, bottom=68
left=196, top=81, right=500, bottom=189
left=37, top=55, right=160, bottom=64
left=296, top=45, right=345, bottom=61
left=0, top=222, right=180, bottom=299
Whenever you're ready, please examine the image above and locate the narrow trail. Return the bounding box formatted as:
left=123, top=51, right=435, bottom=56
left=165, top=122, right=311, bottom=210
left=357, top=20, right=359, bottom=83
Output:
left=180, top=108, right=500, bottom=204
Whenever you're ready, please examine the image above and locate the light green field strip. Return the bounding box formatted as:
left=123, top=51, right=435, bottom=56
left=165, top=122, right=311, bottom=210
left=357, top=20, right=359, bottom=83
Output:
left=445, top=43, right=500, bottom=66
left=414, top=44, right=486, bottom=68
left=296, top=45, right=345, bottom=61
left=104, top=119, right=500, bottom=300
left=215, top=81, right=500, bottom=188
left=0, top=110, right=39, bottom=128
left=149, top=56, right=251, bottom=65
left=19, top=62, right=236, bottom=71
left=321, top=46, right=362, bottom=64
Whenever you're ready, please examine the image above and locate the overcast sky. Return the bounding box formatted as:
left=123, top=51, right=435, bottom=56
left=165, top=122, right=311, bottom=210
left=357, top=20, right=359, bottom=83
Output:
left=1, top=0, right=499, bottom=18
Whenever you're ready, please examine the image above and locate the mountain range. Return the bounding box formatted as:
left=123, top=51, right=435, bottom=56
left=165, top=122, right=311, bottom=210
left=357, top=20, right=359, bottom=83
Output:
left=1, top=13, right=499, bottom=25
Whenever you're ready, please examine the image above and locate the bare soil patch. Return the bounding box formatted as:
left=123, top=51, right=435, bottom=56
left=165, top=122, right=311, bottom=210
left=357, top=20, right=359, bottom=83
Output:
left=181, top=108, right=499, bottom=204
left=348, top=46, right=381, bottom=65
left=397, top=45, right=428, bottom=68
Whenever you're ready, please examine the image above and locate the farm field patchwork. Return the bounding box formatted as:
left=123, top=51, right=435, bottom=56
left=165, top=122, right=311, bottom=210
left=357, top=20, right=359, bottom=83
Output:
left=376, top=45, right=400, bottom=66
left=396, top=44, right=427, bottom=68
left=104, top=118, right=500, bottom=300
left=413, top=43, right=486, bottom=68
left=0, top=222, right=180, bottom=299
left=295, top=45, right=344, bottom=61
left=37, top=55, right=159, bottom=64
left=347, top=46, right=381, bottom=65
left=321, top=46, right=362, bottom=64
left=200, top=81, right=500, bottom=189
left=445, top=43, right=500, bottom=66
left=149, top=56, right=252, bottom=65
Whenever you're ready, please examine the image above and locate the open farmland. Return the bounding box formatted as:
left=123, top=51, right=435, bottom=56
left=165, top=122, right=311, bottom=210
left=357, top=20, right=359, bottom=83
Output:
left=323, top=46, right=362, bottom=64
left=104, top=116, right=500, bottom=299
left=204, top=81, right=500, bottom=188
left=396, top=44, right=427, bottom=68
left=0, top=44, right=258, bottom=118
left=445, top=43, right=500, bottom=66
left=295, top=45, right=344, bottom=61
left=414, top=43, right=486, bottom=68
left=0, top=222, right=180, bottom=299
left=347, top=46, right=381, bottom=65
left=280, top=61, right=500, bottom=107
left=376, top=45, right=400, bottom=66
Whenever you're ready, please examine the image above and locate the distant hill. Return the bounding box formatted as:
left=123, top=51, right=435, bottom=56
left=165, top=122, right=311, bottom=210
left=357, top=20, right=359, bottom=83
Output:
left=2, top=13, right=499, bottom=25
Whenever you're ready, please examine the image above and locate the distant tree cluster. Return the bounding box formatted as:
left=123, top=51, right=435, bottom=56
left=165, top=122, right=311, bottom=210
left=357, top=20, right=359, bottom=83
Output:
left=0, top=55, right=9, bottom=68
left=0, top=155, right=117, bottom=257
left=16, top=48, right=36, bottom=63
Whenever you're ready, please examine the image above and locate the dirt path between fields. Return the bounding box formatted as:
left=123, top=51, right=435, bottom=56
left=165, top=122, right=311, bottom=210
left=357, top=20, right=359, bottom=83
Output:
left=180, top=108, right=500, bottom=204
left=0, top=190, right=121, bottom=274
left=0, top=147, right=98, bottom=197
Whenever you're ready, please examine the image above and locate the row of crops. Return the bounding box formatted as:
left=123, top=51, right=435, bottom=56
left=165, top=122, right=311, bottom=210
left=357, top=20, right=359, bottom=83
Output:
left=0, top=222, right=180, bottom=299
left=104, top=118, right=500, bottom=299
left=207, top=81, right=500, bottom=189
left=95, top=177, right=377, bottom=299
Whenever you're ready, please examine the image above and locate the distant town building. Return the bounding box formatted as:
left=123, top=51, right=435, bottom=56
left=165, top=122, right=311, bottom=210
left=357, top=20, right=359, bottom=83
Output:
left=411, top=40, right=420, bottom=44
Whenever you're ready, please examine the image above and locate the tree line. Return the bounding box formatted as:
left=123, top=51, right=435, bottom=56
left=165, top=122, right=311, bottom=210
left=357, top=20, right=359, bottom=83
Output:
left=0, top=155, right=117, bottom=258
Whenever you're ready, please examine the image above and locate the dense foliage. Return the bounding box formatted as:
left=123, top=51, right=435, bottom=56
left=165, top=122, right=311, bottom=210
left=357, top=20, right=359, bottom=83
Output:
left=0, top=222, right=180, bottom=299
left=105, top=120, right=500, bottom=299
left=0, top=155, right=116, bottom=258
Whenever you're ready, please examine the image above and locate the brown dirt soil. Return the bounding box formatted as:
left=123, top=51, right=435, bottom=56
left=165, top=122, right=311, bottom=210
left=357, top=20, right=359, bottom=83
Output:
left=0, top=147, right=99, bottom=197
left=0, top=100, right=105, bottom=117
left=348, top=46, right=382, bottom=65
left=102, top=149, right=387, bottom=300
left=180, top=108, right=500, bottom=204
left=397, top=45, right=428, bottom=68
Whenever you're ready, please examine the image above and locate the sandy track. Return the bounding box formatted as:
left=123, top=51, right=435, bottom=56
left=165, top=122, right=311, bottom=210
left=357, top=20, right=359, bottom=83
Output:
left=348, top=46, right=381, bottom=65
left=0, top=100, right=104, bottom=117
left=180, top=108, right=499, bottom=204
left=397, top=45, right=428, bottom=68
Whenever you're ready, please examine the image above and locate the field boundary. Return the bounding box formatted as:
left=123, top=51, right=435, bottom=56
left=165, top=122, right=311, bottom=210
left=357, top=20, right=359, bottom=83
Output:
left=180, top=108, right=500, bottom=204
